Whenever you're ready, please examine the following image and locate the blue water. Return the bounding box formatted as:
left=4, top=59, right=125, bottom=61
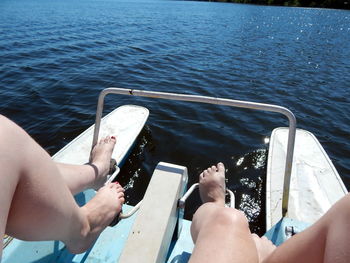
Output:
left=0, top=0, right=349, bottom=233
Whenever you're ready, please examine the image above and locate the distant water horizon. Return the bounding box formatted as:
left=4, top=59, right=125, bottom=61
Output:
left=1, top=0, right=349, bottom=234
left=187, top=0, right=350, bottom=10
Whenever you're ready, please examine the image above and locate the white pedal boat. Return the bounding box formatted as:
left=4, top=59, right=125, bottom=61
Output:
left=2, top=88, right=347, bottom=262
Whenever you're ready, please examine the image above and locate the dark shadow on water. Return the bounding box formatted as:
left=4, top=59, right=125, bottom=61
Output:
left=116, top=124, right=268, bottom=236
left=115, top=125, right=154, bottom=206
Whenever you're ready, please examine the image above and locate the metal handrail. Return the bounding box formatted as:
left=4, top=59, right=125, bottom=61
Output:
left=119, top=201, right=143, bottom=219
left=92, top=87, right=296, bottom=216
left=179, top=183, right=235, bottom=208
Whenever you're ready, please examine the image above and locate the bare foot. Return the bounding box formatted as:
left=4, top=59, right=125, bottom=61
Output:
left=199, top=162, right=226, bottom=206
left=252, top=234, right=276, bottom=263
left=66, top=182, right=125, bottom=253
left=88, top=136, right=116, bottom=190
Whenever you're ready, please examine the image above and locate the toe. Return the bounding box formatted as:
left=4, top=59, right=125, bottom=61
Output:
left=107, top=183, right=115, bottom=189
left=203, top=170, right=209, bottom=177
left=251, top=233, right=259, bottom=239
left=108, top=182, right=121, bottom=189
left=217, top=162, right=225, bottom=172
left=116, top=185, right=125, bottom=192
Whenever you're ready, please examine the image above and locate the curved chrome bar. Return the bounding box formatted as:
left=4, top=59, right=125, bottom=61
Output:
left=178, top=183, right=199, bottom=209
left=92, top=87, right=296, bottom=216
left=226, top=189, right=235, bottom=208
left=119, top=201, right=143, bottom=219
left=104, top=166, right=120, bottom=185
left=179, top=183, right=235, bottom=208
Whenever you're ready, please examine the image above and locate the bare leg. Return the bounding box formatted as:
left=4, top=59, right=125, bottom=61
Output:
left=55, top=136, right=117, bottom=194
left=251, top=234, right=276, bottom=263
left=189, top=163, right=259, bottom=263
left=189, top=162, right=350, bottom=263
left=0, top=115, right=124, bottom=258
left=264, top=193, right=350, bottom=263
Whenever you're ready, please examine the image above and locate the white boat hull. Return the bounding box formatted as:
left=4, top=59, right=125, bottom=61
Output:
left=266, top=128, right=347, bottom=230
left=53, top=105, right=149, bottom=167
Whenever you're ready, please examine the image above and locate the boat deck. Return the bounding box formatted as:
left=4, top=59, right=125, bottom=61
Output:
left=3, top=197, right=194, bottom=263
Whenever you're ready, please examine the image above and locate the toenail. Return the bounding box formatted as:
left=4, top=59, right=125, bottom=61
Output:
left=114, top=181, right=119, bottom=184
left=111, top=136, right=116, bottom=140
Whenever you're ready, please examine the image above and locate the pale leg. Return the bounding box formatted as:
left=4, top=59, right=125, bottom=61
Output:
left=0, top=115, right=124, bottom=257
left=55, top=163, right=99, bottom=195
left=189, top=163, right=259, bottom=263
left=190, top=162, right=350, bottom=263
left=264, top=193, right=350, bottom=263
left=55, top=135, right=117, bottom=195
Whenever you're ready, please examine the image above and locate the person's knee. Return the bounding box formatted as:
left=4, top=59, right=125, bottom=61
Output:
left=0, top=115, right=20, bottom=138
left=0, top=115, right=9, bottom=132
left=0, top=115, right=37, bottom=152
left=191, top=204, right=250, bottom=243
left=194, top=203, right=248, bottom=229
left=216, top=207, right=249, bottom=229
left=0, top=115, right=17, bottom=156
left=336, top=194, right=350, bottom=218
